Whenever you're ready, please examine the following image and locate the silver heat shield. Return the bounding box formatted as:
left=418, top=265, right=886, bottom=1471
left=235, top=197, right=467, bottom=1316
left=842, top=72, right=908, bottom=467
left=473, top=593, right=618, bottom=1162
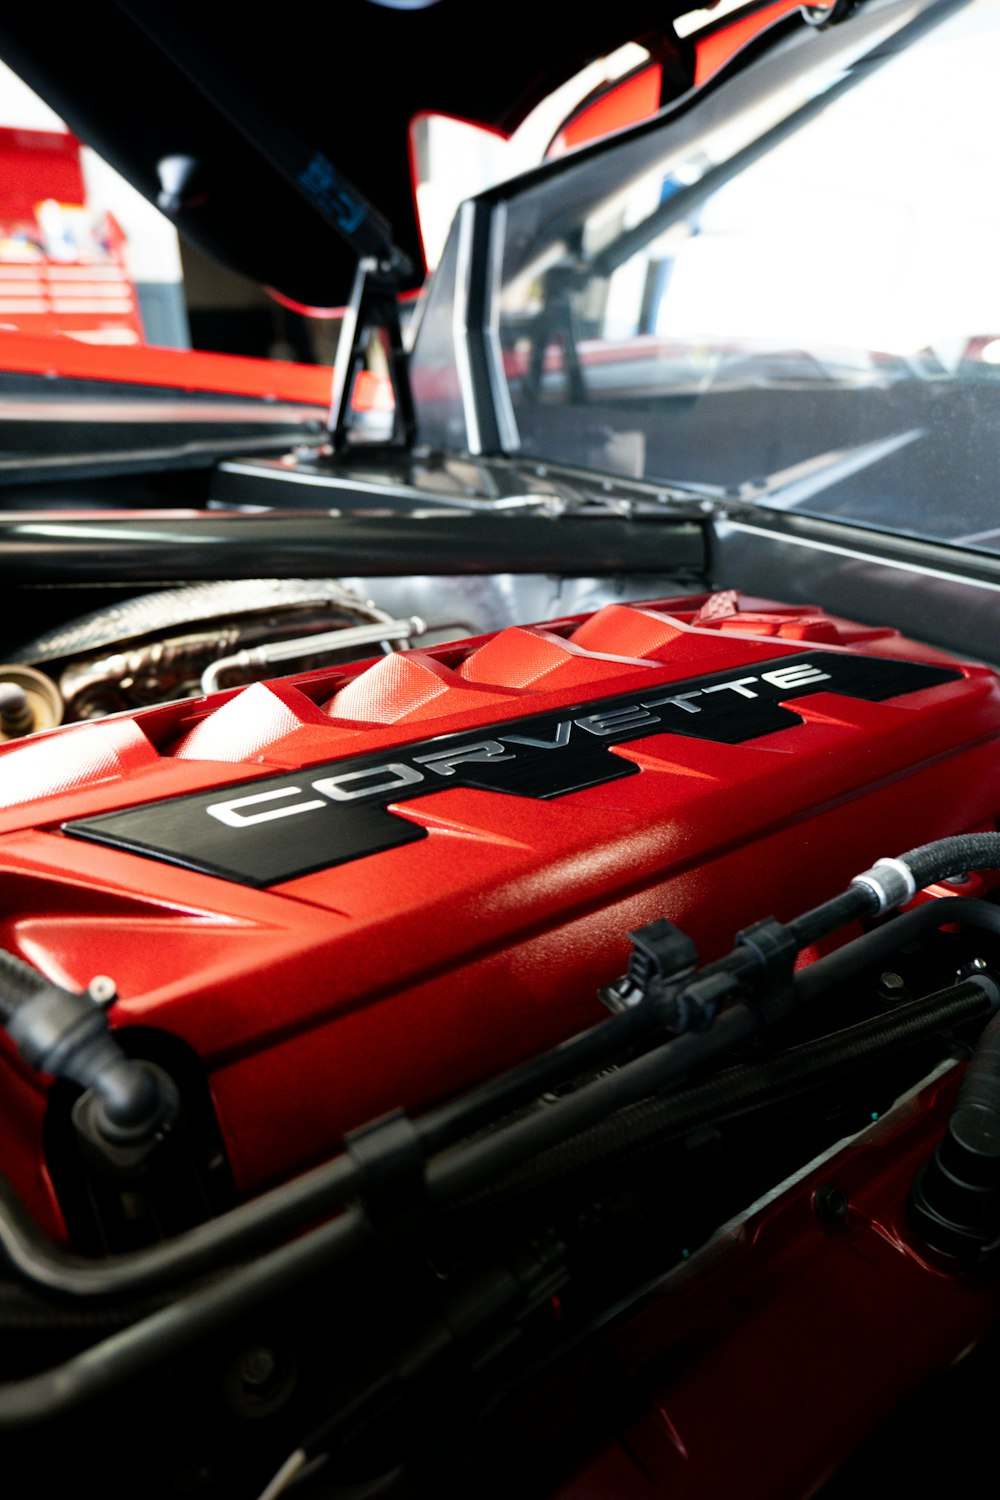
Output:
left=11, top=580, right=402, bottom=719
left=11, top=573, right=680, bottom=721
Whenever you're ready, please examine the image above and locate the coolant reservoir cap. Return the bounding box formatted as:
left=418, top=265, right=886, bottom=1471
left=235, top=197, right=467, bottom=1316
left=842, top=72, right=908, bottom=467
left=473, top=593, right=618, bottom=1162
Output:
left=0, top=664, right=63, bottom=740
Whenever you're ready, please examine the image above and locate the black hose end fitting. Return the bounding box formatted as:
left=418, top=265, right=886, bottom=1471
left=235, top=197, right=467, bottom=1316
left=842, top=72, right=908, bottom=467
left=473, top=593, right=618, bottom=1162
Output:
left=5, top=980, right=181, bottom=1169
left=72, top=1062, right=181, bottom=1174
left=909, top=975, right=1000, bottom=1262
left=909, top=1106, right=1000, bottom=1262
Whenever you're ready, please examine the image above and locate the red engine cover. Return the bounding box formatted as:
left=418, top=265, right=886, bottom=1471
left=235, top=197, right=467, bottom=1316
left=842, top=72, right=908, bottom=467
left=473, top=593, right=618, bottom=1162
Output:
left=1, top=591, right=999, bottom=1235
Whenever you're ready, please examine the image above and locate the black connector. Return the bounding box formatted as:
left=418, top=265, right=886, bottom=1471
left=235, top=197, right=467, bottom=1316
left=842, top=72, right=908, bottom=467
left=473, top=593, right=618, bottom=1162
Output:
left=601, top=919, right=699, bottom=1015
left=736, top=917, right=799, bottom=1029
left=671, top=970, right=741, bottom=1033
left=71, top=1063, right=180, bottom=1175
left=0, top=950, right=178, bottom=1170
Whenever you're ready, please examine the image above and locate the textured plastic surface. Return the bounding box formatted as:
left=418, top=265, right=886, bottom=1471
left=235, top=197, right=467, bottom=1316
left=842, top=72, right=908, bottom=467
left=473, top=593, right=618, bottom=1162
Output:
left=1, top=591, right=999, bottom=1235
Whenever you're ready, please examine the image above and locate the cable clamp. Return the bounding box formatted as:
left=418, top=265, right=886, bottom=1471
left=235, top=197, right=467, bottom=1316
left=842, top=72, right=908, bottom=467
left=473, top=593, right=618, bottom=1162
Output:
left=344, top=1109, right=425, bottom=1235
left=736, top=917, right=798, bottom=1028
left=601, top=919, right=699, bottom=1016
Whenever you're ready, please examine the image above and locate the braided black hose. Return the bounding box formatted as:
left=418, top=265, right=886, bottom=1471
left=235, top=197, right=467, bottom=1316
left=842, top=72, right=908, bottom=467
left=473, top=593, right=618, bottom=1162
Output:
left=0, top=949, right=52, bottom=1024
left=0, top=1283, right=166, bottom=1331
left=454, top=976, right=1000, bottom=1216
left=901, top=834, right=1000, bottom=888
left=852, top=834, right=1000, bottom=915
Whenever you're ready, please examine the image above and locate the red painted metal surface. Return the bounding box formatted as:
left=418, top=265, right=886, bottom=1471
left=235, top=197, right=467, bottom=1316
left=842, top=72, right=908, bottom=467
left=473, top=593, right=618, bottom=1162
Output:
left=0, top=328, right=334, bottom=404
left=542, top=2, right=833, bottom=163
left=694, top=0, right=819, bottom=89
left=1, top=592, right=999, bottom=1241
left=549, top=66, right=664, bottom=157
left=488, top=1066, right=1000, bottom=1499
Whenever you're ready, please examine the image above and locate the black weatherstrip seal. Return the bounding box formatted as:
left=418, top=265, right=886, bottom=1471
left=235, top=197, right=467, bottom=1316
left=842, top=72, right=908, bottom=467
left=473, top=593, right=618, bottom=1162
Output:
left=64, top=652, right=959, bottom=888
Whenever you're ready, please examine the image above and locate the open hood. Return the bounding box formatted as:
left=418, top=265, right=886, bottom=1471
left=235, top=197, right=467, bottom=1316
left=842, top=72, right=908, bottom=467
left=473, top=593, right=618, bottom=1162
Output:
left=0, top=0, right=686, bottom=306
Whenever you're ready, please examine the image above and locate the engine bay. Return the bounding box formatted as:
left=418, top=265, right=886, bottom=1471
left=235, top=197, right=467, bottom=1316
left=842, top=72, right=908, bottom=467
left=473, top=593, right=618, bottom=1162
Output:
left=4, top=1, right=1000, bottom=1486
left=1, top=581, right=1000, bottom=1496
left=0, top=589, right=993, bottom=1229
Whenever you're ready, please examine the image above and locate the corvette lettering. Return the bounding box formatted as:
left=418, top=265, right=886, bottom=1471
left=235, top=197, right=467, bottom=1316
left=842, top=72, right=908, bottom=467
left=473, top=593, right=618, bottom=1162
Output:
left=204, top=666, right=835, bottom=828
left=66, top=652, right=961, bottom=887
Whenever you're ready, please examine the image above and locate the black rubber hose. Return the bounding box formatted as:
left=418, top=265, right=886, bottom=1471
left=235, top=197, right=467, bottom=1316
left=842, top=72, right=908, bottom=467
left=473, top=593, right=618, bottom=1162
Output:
left=788, top=886, right=877, bottom=949
left=4, top=899, right=998, bottom=1299
left=0, top=948, right=67, bottom=1026
left=0, top=1283, right=166, bottom=1331
left=0, top=948, right=173, bottom=1139
left=795, top=897, right=1000, bottom=1005
left=426, top=1005, right=759, bottom=1204
left=900, top=834, right=1000, bottom=888
left=455, top=976, right=1000, bottom=1215
left=0, top=1206, right=370, bottom=1428
left=419, top=1000, right=657, bottom=1155
left=422, top=887, right=879, bottom=1154
left=0, top=1153, right=357, bottom=1298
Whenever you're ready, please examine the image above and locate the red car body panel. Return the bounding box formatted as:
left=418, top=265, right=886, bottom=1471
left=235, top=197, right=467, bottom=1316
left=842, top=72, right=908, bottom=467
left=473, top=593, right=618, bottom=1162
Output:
left=0, top=328, right=334, bottom=404
left=498, top=1068, right=1000, bottom=1499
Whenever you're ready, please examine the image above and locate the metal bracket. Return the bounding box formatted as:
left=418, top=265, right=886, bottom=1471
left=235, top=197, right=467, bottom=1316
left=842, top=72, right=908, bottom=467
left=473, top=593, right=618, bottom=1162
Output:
left=329, top=257, right=417, bottom=452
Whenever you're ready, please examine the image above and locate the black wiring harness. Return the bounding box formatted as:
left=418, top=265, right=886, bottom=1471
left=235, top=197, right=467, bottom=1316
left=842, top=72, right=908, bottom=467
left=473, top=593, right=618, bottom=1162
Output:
left=0, top=832, right=999, bottom=1426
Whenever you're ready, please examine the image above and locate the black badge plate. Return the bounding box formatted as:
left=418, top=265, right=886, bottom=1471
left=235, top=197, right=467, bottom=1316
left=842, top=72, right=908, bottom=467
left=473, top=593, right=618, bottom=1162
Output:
left=63, top=652, right=960, bottom=887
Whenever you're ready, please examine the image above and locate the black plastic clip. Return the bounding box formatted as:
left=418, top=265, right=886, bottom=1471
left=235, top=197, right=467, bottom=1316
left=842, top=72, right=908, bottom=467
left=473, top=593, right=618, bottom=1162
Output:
left=601, top=919, right=699, bottom=1016
left=735, top=917, right=799, bottom=1030
left=344, top=1108, right=425, bottom=1236
left=671, top=970, right=740, bottom=1033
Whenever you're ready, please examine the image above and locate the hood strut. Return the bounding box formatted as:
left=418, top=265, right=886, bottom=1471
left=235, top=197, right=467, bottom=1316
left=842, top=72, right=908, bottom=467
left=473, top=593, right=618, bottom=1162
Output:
left=112, top=0, right=418, bottom=450
left=329, top=258, right=417, bottom=451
